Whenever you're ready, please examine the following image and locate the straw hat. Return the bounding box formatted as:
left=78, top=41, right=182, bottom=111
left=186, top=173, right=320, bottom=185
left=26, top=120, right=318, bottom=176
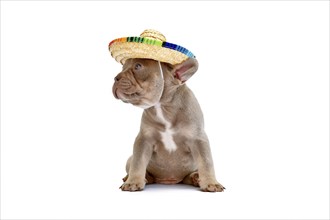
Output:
left=109, top=29, right=195, bottom=65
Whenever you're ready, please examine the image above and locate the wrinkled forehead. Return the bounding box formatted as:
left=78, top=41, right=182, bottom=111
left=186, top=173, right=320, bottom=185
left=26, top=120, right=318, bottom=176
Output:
left=121, top=58, right=164, bottom=79
left=122, top=58, right=159, bottom=69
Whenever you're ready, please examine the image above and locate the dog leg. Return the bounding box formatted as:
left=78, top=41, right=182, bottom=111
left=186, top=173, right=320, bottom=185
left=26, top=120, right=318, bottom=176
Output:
left=120, top=133, right=153, bottom=191
left=190, top=137, right=225, bottom=192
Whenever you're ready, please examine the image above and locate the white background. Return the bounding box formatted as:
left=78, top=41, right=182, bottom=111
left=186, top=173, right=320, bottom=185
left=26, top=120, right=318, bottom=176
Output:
left=1, top=1, right=329, bottom=219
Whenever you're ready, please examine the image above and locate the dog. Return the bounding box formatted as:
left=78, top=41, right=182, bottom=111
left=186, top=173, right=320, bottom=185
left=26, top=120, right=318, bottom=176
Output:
left=112, top=57, right=225, bottom=192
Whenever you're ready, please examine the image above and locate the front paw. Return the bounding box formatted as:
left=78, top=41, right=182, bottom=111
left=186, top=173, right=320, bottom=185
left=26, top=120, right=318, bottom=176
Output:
left=120, top=179, right=146, bottom=192
left=200, top=181, right=225, bottom=192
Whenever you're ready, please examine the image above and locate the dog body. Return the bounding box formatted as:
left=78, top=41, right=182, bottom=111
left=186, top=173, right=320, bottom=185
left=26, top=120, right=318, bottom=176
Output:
left=113, top=58, right=224, bottom=192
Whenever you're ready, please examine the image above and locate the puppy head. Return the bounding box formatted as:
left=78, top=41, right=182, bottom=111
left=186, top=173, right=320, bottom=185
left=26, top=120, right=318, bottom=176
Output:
left=112, top=58, right=164, bottom=108
left=112, top=57, right=199, bottom=108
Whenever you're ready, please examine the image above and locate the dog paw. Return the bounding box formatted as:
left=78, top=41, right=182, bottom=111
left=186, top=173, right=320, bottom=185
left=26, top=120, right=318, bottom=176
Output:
left=190, top=172, right=200, bottom=187
left=200, top=182, right=225, bottom=192
left=120, top=180, right=146, bottom=192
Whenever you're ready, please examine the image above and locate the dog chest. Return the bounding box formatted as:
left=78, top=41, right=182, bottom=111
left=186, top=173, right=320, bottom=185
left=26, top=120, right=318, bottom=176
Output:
left=154, top=103, right=177, bottom=152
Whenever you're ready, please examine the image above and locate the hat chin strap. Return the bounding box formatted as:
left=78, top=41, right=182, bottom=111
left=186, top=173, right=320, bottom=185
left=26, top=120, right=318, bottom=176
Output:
left=157, top=61, right=165, bottom=103
left=158, top=61, right=164, bottom=79
left=140, top=61, right=164, bottom=109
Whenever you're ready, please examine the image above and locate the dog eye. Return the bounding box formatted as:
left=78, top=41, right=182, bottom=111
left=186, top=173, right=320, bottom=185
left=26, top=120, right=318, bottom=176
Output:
left=134, top=63, right=142, bottom=70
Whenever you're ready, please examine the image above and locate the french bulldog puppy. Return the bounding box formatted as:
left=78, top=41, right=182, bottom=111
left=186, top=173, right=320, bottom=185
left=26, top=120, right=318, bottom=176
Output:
left=113, top=58, right=225, bottom=192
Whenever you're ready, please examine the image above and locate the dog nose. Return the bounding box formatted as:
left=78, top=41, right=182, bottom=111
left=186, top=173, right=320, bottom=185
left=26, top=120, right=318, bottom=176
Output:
left=114, top=76, right=120, bottom=81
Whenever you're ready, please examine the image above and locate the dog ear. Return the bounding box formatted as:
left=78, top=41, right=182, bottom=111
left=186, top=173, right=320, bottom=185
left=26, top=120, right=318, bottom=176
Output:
left=172, top=58, right=199, bottom=83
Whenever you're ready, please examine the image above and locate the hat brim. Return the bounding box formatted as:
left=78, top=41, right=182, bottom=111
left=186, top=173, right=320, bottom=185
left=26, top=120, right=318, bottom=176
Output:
left=109, top=37, right=195, bottom=65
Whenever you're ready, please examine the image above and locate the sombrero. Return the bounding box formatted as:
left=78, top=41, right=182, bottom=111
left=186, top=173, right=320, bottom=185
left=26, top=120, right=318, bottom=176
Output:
left=108, top=29, right=195, bottom=65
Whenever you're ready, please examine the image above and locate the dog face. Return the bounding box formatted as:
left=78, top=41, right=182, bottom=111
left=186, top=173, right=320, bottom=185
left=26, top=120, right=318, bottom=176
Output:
left=113, top=57, right=199, bottom=109
left=112, top=58, right=164, bottom=108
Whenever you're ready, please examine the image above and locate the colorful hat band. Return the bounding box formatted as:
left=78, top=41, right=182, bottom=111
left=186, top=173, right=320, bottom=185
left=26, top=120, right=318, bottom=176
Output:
left=109, top=37, right=195, bottom=59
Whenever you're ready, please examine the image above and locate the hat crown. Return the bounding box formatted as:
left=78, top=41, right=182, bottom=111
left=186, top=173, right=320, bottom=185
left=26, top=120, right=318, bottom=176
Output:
left=140, top=29, right=166, bottom=42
